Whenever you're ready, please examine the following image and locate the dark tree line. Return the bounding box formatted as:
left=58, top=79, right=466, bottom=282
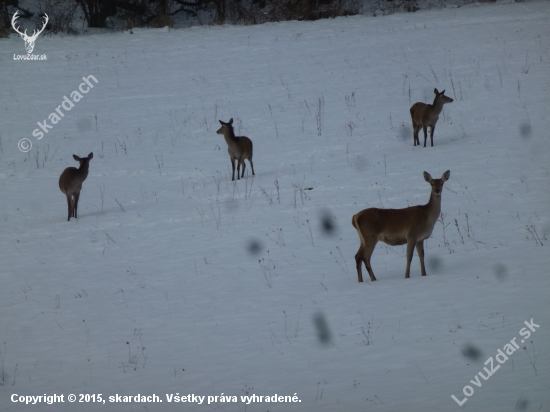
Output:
left=1, top=0, right=361, bottom=34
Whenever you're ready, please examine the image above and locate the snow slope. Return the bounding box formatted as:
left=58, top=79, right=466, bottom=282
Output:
left=1, top=1, right=549, bottom=411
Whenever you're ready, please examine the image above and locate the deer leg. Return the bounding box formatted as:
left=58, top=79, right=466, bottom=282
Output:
left=240, top=160, right=246, bottom=178
left=355, top=248, right=364, bottom=283
left=74, top=193, right=80, bottom=219
left=362, top=239, right=377, bottom=282
left=404, top=239, right=416, bottom=278
left=413, top=125, right=419, bottom=146
left=230, top=157, right=236, bottom=181
left=430, top=125, right=435, bottom=147
left=416, top=240, right=426, bottom=276
left=422, top=126, right=428, bottom=148
left=66, top=195, right=72, bottom=221
left=249, top=159, right=255, bottom=176
left=416, top=126, right=422, bottom=146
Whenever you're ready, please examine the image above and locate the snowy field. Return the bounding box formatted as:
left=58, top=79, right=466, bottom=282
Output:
left=1, top=1, right=549, bottom=411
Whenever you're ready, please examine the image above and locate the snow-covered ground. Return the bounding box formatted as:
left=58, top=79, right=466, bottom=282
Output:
left=1, top=1, right=549, bottom=411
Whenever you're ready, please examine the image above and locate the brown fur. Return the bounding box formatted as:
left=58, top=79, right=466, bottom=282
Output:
left=410, top=88, right=453, bottom=147
left=352, top=170, right=450, bottom=281
left=216, top=118, right=255, bottom=181
left=58, top=152, right=93, bottom=221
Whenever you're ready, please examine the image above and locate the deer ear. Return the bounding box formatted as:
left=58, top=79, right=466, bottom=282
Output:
left=219, top=120, right=224, bottom=125
left=442, top=170, right=450, bottom=182
left=229, top=118, right=233, bottom=125
left=88, top=152, right=94, bottom=159
left=423, top=171, right=433, bottom=182
left=441, top=90, right=445, bottom=95
left=434, top=88, right=439, bottom=95
left=73, top=155, right=81, bottom=161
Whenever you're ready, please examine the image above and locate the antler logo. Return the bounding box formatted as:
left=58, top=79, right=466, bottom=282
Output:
left=12, top=11, right=49, bottom=54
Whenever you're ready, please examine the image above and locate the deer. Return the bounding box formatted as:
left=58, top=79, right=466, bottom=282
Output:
left=352, top=170, right=450, bottom=282
left=216, top=118, right=255, bottom=181
left=410, top=88, right=453, bottom=147
left=59, top=153, right=93, bottom=221
left=12, top=11, right=49, bottom=54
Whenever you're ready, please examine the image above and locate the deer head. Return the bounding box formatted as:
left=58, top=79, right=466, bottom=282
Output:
left=12, top=11, right=49, bottom=54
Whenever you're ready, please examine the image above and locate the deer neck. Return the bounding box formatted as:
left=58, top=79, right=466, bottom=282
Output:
left=223, top=129, right=238, bottom=147
left=431, top=99, right=446, bottom=116
left=77, top=163, right=90, bottom=182
left=425, top=191, right=442, bottom=223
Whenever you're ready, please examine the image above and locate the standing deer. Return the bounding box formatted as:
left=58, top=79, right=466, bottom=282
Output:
left=59, top=153, right=93, bottom=221
left=352, top=170, right=450, bottom=282
left=217, top=118, right=255, bottom=181
left=410, top=88, right=453, bottom=147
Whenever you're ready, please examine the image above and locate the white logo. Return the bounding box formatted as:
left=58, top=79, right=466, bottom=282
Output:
left=12, top=11, right=48, bottom=55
